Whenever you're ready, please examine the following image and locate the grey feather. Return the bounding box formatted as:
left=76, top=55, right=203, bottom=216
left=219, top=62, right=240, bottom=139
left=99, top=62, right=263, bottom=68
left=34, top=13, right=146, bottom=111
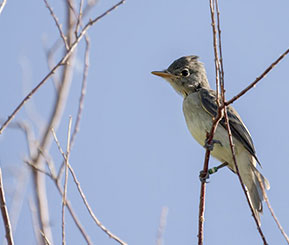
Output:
left=198, top=88, right=261, bottom=165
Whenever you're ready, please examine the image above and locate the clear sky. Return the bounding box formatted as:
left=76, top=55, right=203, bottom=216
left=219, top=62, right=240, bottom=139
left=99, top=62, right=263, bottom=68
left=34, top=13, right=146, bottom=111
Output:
left=1, top=0, right=289, bottom=244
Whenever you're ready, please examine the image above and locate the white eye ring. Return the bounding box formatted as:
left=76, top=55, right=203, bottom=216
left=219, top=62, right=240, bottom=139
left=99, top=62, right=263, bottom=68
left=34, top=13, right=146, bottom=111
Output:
left=181, top=68, right=190, bottom=77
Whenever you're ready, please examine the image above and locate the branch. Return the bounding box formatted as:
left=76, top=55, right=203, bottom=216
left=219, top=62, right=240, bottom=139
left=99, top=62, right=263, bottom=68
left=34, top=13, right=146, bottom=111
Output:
left=70, top=36, right=90, bottom=147
left=43, top=0, right=69, bottom=50
left=0, top=0, right=126, bottom=135
left=51, top=126, right=127, bottom=245
left=257, top=175, right=289, bottom=244
left=198, top=1, right=223, bottom=243
left=198, top=106, right=223, bottom=245
left=226, top=47, right=289, bottom=106
left=156, top=206, right=168, bottom=245
left=0, top=168, right=14, bottom=245
left=0, top=0, right=7, bottom=15
left=222, top=106, right=268, bottom=244
left=214, top=0, right=268, bottom=243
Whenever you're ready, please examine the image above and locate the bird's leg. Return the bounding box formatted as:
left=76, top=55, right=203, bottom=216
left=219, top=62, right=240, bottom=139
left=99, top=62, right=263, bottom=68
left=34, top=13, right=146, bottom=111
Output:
left=208, top=162, right=228, bottom=175
left=204, top=138, right=223, bottom=151
left=199, top=162, right=228, bottom=183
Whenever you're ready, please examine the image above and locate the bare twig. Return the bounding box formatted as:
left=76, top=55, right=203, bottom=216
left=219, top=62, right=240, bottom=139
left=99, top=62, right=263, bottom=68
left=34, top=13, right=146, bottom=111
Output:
left=156, top=206, right=168, bottom=245
left=61, top=117, right=72, bottom=245
left=209, top=0, right=220, bottom=101
left=214, top=1, right=268, bottom=243
left=0, top=0, right=7, bottom=15
left=0, top=0, right=125, bottom=135
left=55, top=182, right=92, bottom=244
left=222, top=106, right=268, bottom=244
left=226, top=47, right=289, bottom=106
left=215, top=0, right=224, bottom=90
left=40, top=230, right=52, bottom=245
left=198, top=107, right=223, bottom=245
left=75, top=0, right=84, bottom=37
left=0, top=168, right=14, bottom=245
left=257, top=175, right=289, bottom=244
left=24, top=160, right=52, bottom=178
left=71, top=36, right=90, bottom=147
left=51, top=129, right=127, bottom=245
left=57, top=36, right=90, bottom=182
left=198, top=1, right=224, bottom=244
left=43, top=0, right=69, bottom=50
left=29, top=197, right=42, bottom=245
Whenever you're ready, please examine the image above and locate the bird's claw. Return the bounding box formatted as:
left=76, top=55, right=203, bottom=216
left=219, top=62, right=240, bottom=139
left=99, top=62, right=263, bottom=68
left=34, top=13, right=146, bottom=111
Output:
left=199, top=170, right=210, bottom=183
left=204, top=139, right=223, bottom=151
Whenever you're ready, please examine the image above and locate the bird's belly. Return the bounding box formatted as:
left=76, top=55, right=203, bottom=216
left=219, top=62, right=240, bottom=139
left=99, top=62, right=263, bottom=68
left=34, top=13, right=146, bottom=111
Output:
left=183, top=96, right=241, bottom=165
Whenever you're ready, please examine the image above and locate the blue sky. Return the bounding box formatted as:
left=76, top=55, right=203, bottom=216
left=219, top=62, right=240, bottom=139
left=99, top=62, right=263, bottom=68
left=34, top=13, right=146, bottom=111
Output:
left=1, top=0, right=289, bottom=244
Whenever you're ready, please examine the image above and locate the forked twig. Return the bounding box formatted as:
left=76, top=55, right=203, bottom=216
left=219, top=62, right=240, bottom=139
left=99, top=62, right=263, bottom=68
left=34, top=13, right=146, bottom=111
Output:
left=0, top=168, right=14, bottom=245
left=0, top=0, right=125, bottom=135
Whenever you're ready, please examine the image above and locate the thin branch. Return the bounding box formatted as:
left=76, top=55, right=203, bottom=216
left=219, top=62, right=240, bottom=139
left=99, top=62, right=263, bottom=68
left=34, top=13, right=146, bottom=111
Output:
left=57, top=36, right=90, bottom=182
left=62, top=117, right=72, bottom=245
left=40, top=230, right=52, bottom=245
left=156, top=206, right=168, bottom=245
left=0, top=0, right=125, bottom=135
left=257, top=175, right=289, bottom=244
left=226, top=47, right=289, bottom=106
left=214, top=0, right=268, bottom=243
left=55, top=181, right=92, bottom=244
left=0, top=168, right=14, bottom=245
left=222, top=106, right=268, bottom=244
left=51, top=130, right=127, bottom=245
left=29, top=197, right=43, bottom=245
left=209, top=0, right=220, bottom=102
left=40, top=132, right=92, bottom=244
left=198, top=106, right=223, bottom=245
left=215, top=0, right=224, bottom=90
left=75, top=0, right=84, bottom=37
left=198, top=1, right=224, bottom=244
left=43, top=0, right=69, bottom=50
left=24, top=160, right=52, bottom=178
left=0, top=0, right=7, bottom=15
left=71, top=36, right=90, bottom=147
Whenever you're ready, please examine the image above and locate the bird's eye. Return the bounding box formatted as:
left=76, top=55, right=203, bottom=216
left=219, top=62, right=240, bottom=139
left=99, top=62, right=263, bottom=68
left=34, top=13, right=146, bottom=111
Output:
left=181, top=69, right=190, bottom=77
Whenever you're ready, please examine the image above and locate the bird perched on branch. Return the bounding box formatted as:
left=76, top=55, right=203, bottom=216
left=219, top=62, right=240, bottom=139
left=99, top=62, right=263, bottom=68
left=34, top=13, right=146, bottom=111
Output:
left=152, top=55, right=270, bottom=225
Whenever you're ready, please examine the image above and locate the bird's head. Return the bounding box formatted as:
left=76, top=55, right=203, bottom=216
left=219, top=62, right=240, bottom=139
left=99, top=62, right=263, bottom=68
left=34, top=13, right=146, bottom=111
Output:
left=152, top=55, right=210, bottom=96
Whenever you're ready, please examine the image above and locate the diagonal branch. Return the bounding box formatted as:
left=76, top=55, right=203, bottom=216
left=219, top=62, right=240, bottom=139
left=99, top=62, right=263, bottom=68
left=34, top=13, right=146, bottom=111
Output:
left=214, top=0, right=268, bottom=243
left=51, top=127, right=127, bottom=245
left=0, top=0, right=126, bottom=135
left=0, top=168, right=14, bottom=245
left=257, top=175, right=289, bottom=244
left=0, top=0, right=7, bottom=15
left=226, top=47, right=289, bottom=106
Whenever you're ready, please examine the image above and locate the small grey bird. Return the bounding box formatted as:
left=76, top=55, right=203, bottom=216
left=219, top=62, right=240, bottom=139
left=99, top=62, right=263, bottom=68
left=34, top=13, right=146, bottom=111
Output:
left=152, top=55, right=270, bottom=225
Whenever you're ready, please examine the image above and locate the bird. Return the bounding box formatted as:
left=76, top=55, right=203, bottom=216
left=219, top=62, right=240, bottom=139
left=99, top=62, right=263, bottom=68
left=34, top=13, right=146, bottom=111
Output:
left=151, top=55, right=270, bottom=225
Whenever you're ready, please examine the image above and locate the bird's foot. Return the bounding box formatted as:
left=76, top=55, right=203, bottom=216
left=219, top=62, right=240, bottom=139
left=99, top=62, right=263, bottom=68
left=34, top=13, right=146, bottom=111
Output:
left=199, top=162, right=228, bottom=183
left=199, top=170, right=210, bottom=183
left=204, top=139, right=223, bottom=151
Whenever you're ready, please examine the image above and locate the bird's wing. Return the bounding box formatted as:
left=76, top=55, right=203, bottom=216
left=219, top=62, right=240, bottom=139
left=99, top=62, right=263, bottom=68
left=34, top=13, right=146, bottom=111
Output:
left=198, top=88, right=260, bottom=165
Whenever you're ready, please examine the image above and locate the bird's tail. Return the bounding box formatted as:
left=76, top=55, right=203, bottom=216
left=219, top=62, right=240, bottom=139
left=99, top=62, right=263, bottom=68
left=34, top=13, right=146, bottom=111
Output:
left=237, top=153, right=270, bottom=226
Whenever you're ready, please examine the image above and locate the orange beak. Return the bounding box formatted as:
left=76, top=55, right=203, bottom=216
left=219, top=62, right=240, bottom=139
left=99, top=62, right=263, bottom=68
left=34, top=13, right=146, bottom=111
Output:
left=151, top=71, right=175, bottom=78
